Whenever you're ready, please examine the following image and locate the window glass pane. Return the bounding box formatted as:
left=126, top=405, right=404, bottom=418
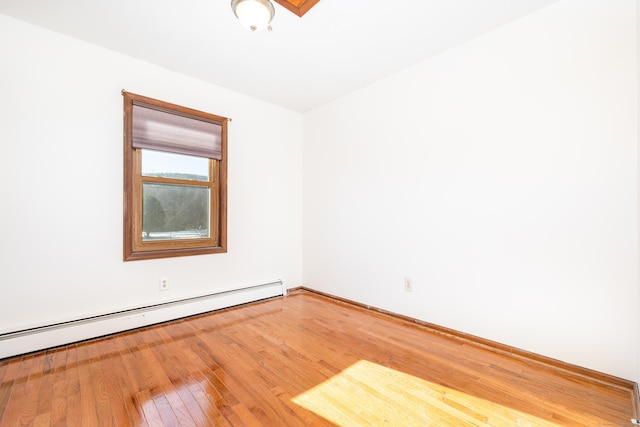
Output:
left=141, top=149, right=209, bottom=181
left=142, top=183, right=210, bottom=241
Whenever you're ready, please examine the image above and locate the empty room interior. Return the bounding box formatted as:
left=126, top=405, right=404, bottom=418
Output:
left=1, top=0, right=640, bottom=425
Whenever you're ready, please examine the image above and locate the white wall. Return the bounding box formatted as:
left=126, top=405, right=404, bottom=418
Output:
left=0, top=15, right=302, bottom=333
left=304, top=0, right=638, bottom=381
left=637, top=0, right=640, bottom=386
left=2, top=1, right=638, bottom=384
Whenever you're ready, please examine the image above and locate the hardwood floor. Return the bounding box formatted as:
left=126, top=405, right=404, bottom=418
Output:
left=0, top=289, right=635, bottom=426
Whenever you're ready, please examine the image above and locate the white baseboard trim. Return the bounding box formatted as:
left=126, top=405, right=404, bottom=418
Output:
left=0, top=280, right=283, bottom=359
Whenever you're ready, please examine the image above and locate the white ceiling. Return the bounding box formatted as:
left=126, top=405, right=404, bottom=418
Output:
left=0, top=0, right=559, bottom=112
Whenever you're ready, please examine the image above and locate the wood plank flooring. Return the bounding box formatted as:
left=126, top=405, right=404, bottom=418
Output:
left=0, top=289, right=635, bottom=426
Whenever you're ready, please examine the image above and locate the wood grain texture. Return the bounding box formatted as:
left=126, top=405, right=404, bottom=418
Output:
left=273, top=0, right=320, bottom=17
left=298, top=287, right=636, bottom=391
left=0, top=290, right=635, bottom=426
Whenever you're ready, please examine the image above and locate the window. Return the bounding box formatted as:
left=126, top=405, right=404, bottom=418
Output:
left=123, top=91, right=227, bottom=261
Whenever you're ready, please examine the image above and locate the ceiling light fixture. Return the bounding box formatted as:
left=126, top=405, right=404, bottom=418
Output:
left=231, top=0, right=275, bottom=32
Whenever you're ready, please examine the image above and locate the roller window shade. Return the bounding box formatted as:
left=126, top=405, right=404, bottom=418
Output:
left=132, top=104, right=222, bottom=160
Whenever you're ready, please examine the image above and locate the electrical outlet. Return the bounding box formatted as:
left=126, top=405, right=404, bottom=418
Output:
left=404, top=277, right=412, bottom=292
left=160, top=277, right=169, bottom=291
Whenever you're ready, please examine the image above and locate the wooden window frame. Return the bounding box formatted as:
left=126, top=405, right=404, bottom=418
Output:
left=123, top=92, right=227, bottom=261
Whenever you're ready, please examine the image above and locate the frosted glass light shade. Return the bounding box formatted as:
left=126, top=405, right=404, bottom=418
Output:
left=231, top=0, right=275, bottom=32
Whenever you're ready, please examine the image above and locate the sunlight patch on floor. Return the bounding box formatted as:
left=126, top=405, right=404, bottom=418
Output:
left=292, top=360, right=560, bottom=426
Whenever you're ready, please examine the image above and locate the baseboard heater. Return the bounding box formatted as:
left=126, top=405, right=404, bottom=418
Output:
left=0, top=280, right=285, bottom=360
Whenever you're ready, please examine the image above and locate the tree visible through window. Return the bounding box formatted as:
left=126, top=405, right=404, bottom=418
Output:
left=123, top=91, right=227, bottom=261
